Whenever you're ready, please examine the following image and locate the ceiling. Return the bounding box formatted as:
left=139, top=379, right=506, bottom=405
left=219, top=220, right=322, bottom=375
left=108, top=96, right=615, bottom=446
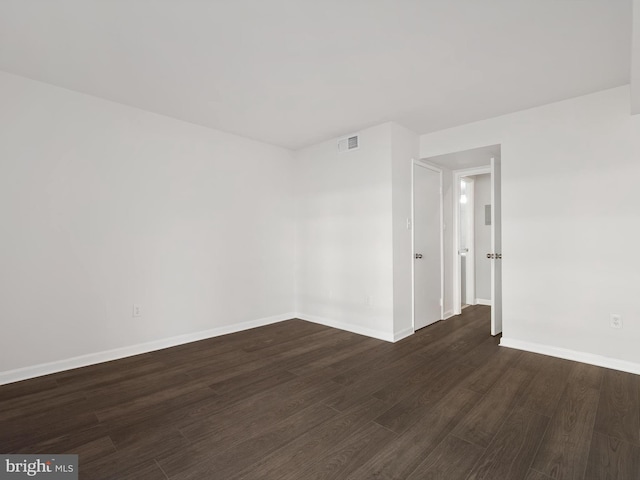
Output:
left=0, top=1, right=634, bottom=150
left=427, top=144, right=500, bottom=170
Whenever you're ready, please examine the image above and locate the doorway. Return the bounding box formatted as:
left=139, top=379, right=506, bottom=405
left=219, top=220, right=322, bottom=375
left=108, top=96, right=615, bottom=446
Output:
left=419, top=144, right=503, bottom=336
left=459, top=176, right=475, bottom=309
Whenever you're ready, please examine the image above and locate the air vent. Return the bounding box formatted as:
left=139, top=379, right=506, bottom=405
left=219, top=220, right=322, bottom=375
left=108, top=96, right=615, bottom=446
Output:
left=337, top=134, right=360, bottom=153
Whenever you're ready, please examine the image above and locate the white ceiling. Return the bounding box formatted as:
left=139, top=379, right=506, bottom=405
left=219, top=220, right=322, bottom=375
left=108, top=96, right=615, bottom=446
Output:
left=427, top=144, right=500, bottom=170
left=0, top=0, right=633, bottom=149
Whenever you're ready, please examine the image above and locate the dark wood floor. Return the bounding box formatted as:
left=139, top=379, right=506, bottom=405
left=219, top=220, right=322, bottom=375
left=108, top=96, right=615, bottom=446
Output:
left=1, top=306, right=639, bottom=479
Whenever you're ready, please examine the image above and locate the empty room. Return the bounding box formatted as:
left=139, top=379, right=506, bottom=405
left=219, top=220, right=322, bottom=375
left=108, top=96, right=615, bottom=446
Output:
left=1, top=1, right=640, bottom=479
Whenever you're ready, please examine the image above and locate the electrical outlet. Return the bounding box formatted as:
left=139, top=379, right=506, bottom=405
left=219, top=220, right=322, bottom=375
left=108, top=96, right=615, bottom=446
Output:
left=406, top=218, right=412, bottom=230
left=610, top=314, right=622, bottom=329
left=133, top=304, right=142, bottom=317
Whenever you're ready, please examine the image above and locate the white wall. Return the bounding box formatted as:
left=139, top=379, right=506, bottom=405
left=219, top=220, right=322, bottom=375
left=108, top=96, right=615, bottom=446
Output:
left=294, top=123, right=395, bottom=340
left=391, top=124, right=420, bottom=339
left=294, top=122, right=420, bottom=341
left=4, top=70, right=639, bottom=381
left=0, top=71, right=296, bottom=378
left=473, top=174, right=491, bottom=302
left=420, top=86, right=640, bottom=371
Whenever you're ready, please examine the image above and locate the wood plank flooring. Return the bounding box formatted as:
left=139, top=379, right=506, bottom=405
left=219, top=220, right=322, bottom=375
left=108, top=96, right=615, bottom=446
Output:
left=1, top=305, right=639, bottom=479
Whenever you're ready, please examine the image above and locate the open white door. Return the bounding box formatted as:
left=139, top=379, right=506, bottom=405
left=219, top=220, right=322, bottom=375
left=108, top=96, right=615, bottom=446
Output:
left=490, top=156, right=502, bottom=335
left=413, top=163, right=443, bottom=330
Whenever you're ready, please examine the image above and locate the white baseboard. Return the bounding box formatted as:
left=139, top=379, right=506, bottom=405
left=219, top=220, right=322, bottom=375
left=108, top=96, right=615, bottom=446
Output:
left=500, top=337, right=640, bottom=376
left=393, top=327, right=414, bottom=343
left=443, top=310, right=455, bottom=320
left=296, top=313, right=395, bottom=343
left=475, top=298, right=491, bottom=306
left=0, top=312, right=295, bottom=385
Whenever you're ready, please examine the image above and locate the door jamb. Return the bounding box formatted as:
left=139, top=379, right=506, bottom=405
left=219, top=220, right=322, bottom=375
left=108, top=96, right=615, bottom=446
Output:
left=411, top=159, right=444, bottom=332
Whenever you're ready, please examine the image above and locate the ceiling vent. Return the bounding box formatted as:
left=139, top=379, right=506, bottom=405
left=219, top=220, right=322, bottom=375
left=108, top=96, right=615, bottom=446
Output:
left=337, top=134, right=360, bottom=153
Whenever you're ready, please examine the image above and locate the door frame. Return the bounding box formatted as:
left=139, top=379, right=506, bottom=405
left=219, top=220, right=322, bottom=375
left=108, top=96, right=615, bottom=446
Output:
left=453, top=166, right=491, bottom=315
left=411, top=159, right=444, bottom=331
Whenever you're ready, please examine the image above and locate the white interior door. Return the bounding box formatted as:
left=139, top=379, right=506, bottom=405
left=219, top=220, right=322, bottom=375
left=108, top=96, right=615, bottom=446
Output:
left=490, top=157, right=503, bottom=335
left=413, top=164, right=442, bottom=330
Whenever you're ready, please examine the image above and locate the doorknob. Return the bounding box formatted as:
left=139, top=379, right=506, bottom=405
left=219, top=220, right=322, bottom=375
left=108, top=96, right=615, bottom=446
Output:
left=415, top=253, right=423, bottom=259
left=487, top=253, right=495, bottom=259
